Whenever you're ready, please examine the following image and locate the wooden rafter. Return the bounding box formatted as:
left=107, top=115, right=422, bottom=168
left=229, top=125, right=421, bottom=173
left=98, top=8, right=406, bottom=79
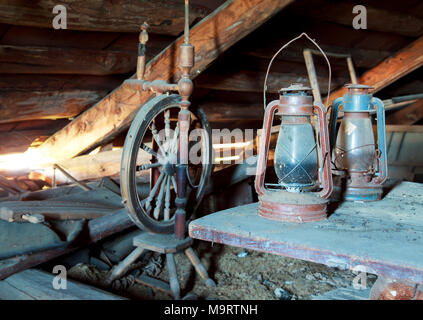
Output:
left=328, top=36, right=423, bottom=104
left=0, top=45, right=136, bottom=75
left=0, top=0, right=206, bottom=35
left=245, top=45, right=393, bottom=69
left=0, top=75, right=121, bottom=124
left=196, top=70, right=347, bottom=94
left=290, top=1, right=423, bottom=37
left=36, top=0, right=295, bottom=163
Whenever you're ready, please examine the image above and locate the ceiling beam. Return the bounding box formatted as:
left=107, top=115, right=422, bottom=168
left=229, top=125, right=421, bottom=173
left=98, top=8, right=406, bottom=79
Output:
left=244, top=43, right=392, bottom=69
left=36, top=0, right=295, bottom=162
left=0, top=45, right=136, bottom=75
left=0, top=75, right=121, bottom=123
left=196, top=70, right=347, bottom=94
left=290, top=1, right=423, bottom=37
left=0, top=0, right=207, bottom=36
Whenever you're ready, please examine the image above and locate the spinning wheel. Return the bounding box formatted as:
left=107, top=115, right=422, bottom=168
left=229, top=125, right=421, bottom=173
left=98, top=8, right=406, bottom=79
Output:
left=120, top=94, right=212, bottom=234
left=109, top=1, right=216, bottom=298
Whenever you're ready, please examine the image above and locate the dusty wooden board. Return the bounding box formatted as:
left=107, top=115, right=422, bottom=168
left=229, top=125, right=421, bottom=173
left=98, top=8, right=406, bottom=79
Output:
left=0, top=45, right=136, bottom=75
left=133, top=232, right=193, bottom=254
left=0, top=269, right=124, bottom=300
left=0, top=208, right=133, bottom=280
left=0, top=0, right=205, bottom=35
left=189, top=182, right=423, bottom=283
left=0, top=186, right=124, bottom=220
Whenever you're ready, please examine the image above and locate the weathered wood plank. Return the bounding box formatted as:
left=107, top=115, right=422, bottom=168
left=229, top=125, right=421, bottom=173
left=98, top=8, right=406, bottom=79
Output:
left=289, top=0, right=423, bottom=37
left=0, top=25, right=118, bottom=50
left=329, top=36, right=423, bottom=104
left=0, top=130, right=50, bottom=155
left=202, top=102, right=263, bottom=122
left=0, top=75, right=121, bottom=123
left=0, top=269, right=124, bottom=300
left=0, top=200, right=119, bottom=221
left=0, top=90, right=106, bottom=123
left=38, top=148, right=151, bottom=184
left=189, top=181, right=423, bottom=283
left=0, top=208, right=133, bottom=280
left=0, top=0, right=206, bottom=35
left=244, top=43, right=392, bottom=69
left=0, top=280, right=34, bottom=300
left=196, top=70, right=346, bottom=93
left=36, top=0, right=294, bottom=162
left=0, top=45, right=136, bottom=75
left=312, top=286, right=370, bottom=300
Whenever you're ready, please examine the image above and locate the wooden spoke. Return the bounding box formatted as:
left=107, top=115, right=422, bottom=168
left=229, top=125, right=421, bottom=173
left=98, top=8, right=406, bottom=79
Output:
left=170, top=125, right=179, bottom=154
left=144, top=170, right=165, bottom=214
left=153, top=176, right=167, bottom=219
left=164, top=110, right=171, bottom=152
left=164, top=176, right=171, bottom=221
left=151, top=121, right=167, bottom=157
left=140, top=143, right=158, bottom=158
left=171, top=176, right=178, bottom=194
left=136, top=162, right=162, bottom=171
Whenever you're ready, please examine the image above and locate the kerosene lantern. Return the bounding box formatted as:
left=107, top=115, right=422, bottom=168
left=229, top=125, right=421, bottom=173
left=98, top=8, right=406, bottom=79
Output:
left=329, top=84, right=387, bottom=201
left=255, top=84, right=333, bottom=222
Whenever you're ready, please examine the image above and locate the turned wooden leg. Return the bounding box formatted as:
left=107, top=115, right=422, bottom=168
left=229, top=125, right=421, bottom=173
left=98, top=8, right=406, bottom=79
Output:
left=184, top=247, right=216, bottom=287
left=370, top=277, right=423, bottom=300
left=106, top=247, right=145, bottom=284
left=166, top=253, right=180, bottom=299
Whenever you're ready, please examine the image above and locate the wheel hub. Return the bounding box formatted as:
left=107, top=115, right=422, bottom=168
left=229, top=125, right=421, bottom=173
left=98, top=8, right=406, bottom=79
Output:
left=163, top=162, right=175, bottom=175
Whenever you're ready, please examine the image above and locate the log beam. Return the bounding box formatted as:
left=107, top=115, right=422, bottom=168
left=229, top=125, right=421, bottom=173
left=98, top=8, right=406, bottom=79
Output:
left=244, top=42, right=392, bottom=69
left=0, top=75, right=121, bottom=123
left=0, top=45, right=136, bottom=75
left=289, top=1, right=423, bottom=37
left=0, top=0, right=207, bottom=36
left=202, top=102, right=263, bottom=122
left=196, top=70, right=347, bottom=94
left=36, top=0, right=294, bottom=162
left=329, top=36, right=423, bottom=104
left=0, top=130, right=50, bottom=155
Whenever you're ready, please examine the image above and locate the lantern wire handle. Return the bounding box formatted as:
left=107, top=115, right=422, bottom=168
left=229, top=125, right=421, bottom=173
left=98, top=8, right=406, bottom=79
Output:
left=263, top=33, right=332, bottom=110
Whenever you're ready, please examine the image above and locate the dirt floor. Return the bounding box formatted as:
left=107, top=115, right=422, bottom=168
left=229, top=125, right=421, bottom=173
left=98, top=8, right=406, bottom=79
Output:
left=66, top=240, right=376, bottom=300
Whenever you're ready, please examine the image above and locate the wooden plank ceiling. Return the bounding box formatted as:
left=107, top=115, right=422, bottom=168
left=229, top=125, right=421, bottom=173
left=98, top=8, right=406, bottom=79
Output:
left=0, top=0, right=421, bottom=174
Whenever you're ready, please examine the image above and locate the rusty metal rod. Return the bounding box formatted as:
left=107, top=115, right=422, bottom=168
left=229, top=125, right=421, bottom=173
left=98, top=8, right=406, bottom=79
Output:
left=53, top=164, right=91, bottom=191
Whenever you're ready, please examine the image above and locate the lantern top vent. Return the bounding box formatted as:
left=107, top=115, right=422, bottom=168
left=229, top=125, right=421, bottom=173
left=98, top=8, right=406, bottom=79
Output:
left=280, top=83, right=311, bottom=96
left=345, top=83, right=373, bottom=95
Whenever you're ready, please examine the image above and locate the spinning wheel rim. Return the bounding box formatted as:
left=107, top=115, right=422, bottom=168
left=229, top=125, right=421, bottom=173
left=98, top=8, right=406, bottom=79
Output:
left=120, top=94, right=212, bottom=233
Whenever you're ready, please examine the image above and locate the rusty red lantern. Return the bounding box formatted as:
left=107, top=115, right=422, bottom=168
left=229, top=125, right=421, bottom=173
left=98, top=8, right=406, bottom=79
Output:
left=255, top=84, right=333, bottom=222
